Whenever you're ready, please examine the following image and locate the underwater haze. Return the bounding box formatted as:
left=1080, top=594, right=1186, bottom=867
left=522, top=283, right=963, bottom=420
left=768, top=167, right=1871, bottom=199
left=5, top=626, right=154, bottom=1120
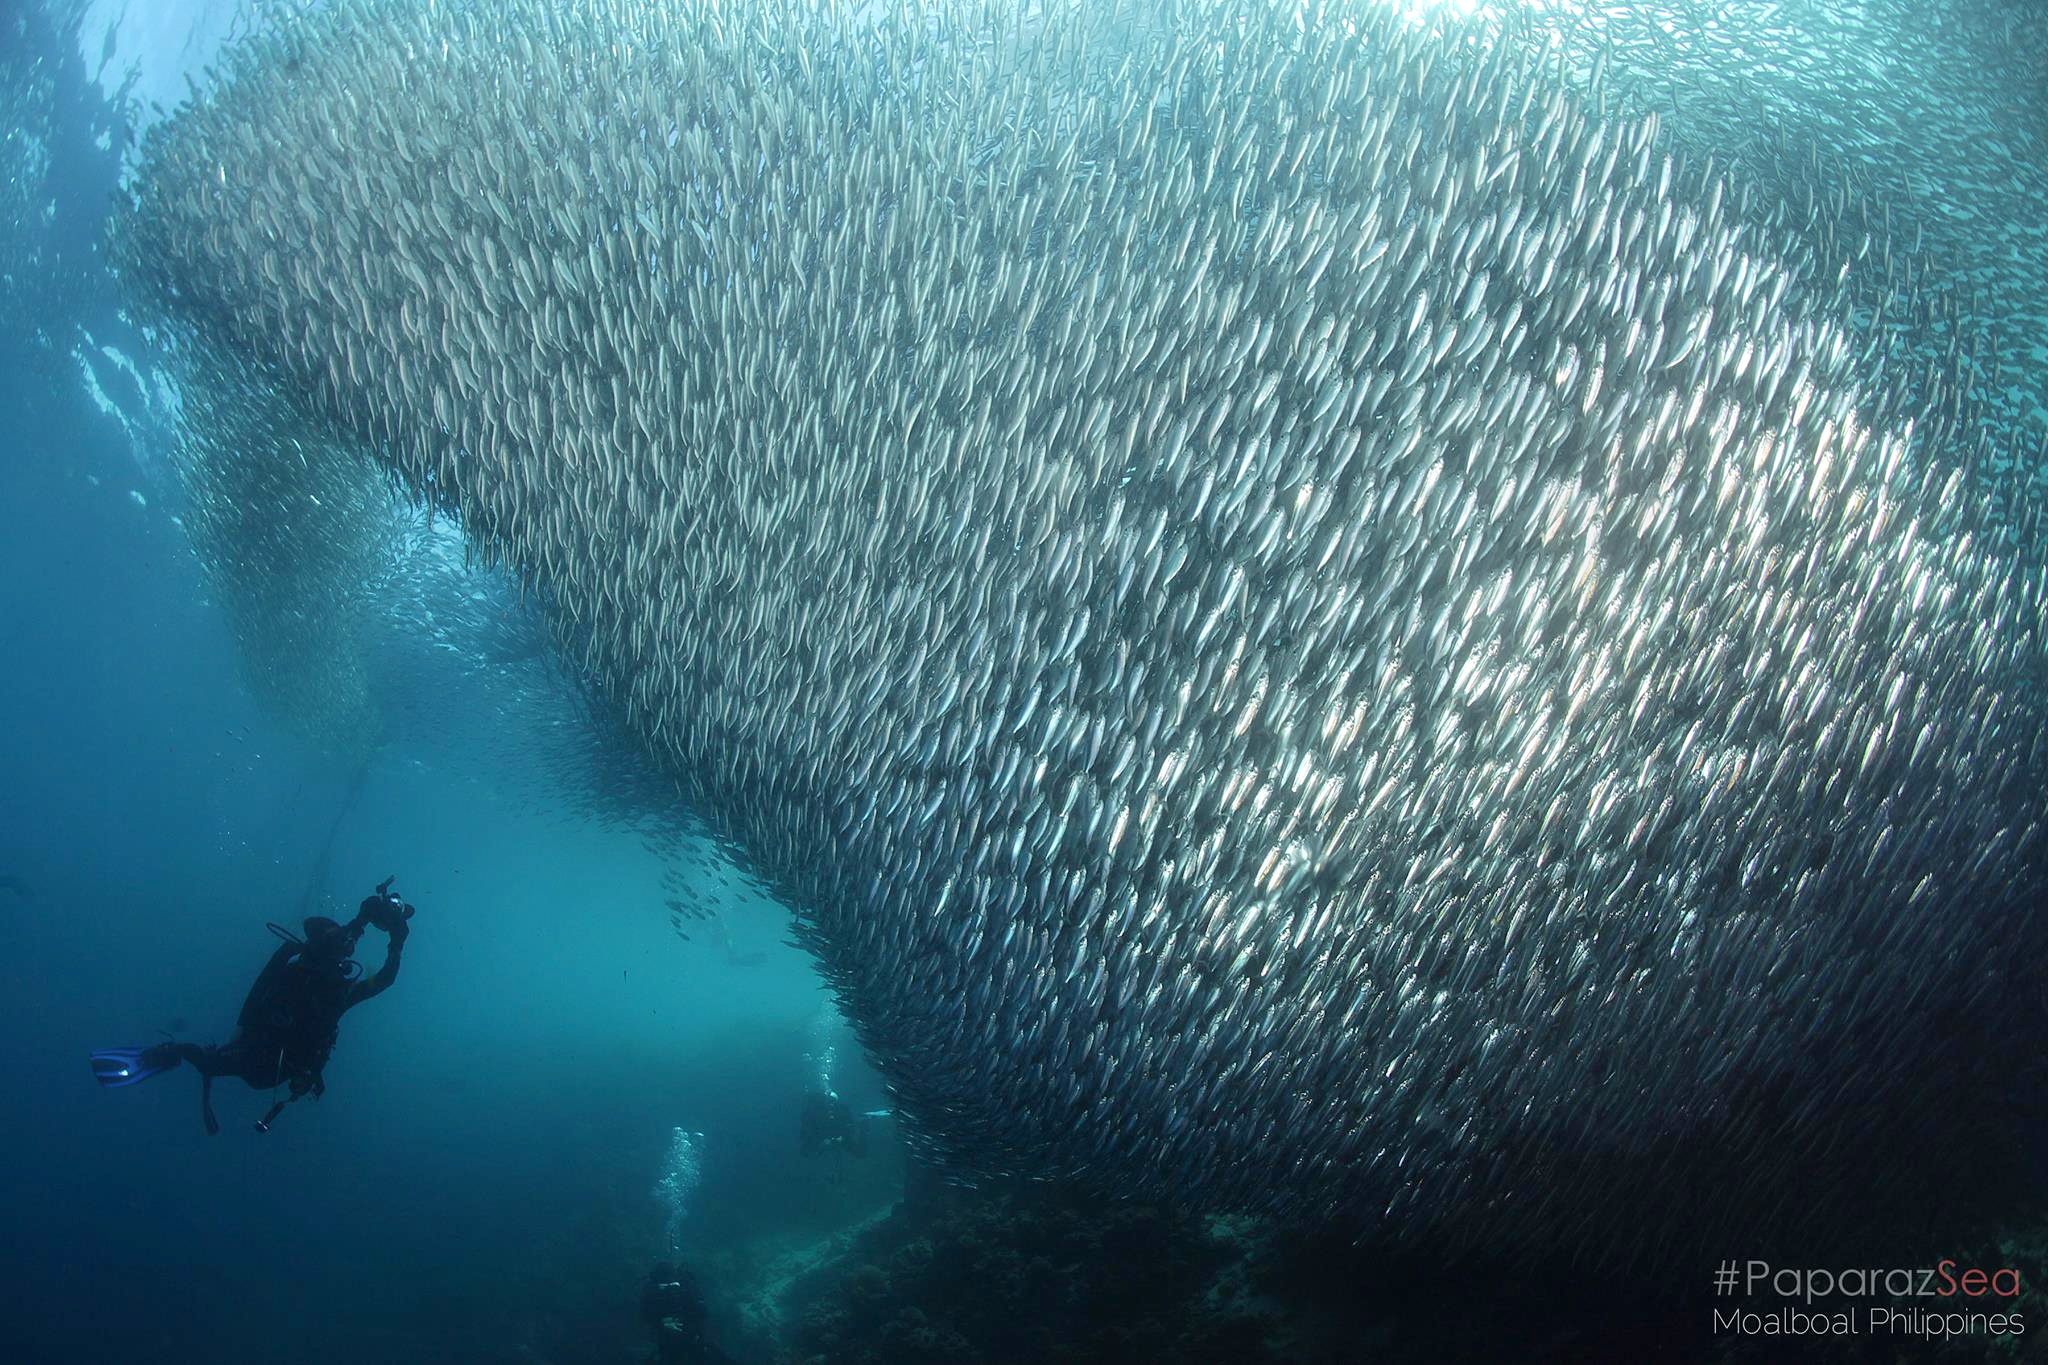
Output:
left=6, top=14, right=897, bottom=1365
left=5, top=0, right=2048, bottom=1363
left=0, top=276, right=896, bottom=1359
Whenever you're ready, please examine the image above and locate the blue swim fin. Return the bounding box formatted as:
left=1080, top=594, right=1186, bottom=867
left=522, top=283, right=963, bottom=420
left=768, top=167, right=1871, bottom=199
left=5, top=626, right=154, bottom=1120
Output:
left=90, top=1044, right=180, bottom=1088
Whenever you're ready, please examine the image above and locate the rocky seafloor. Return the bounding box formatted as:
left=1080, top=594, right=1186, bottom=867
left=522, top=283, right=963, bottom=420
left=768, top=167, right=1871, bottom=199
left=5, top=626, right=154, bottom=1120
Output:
left=638, top=1158, right=2048, bottom=1364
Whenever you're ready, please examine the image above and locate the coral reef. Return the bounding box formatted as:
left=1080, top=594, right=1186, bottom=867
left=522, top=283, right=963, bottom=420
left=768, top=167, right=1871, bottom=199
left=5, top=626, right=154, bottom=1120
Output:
left=776, top=1178, right=1252, bottom=1364
left=746, top=1166, right=1718, bottom=1365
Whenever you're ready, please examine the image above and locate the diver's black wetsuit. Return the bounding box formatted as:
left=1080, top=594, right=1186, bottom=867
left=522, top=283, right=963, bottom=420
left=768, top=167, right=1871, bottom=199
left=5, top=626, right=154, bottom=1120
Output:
left=799, top=1090, right=868, bottom=1158
left=168, top=892, right=409, bottom=1135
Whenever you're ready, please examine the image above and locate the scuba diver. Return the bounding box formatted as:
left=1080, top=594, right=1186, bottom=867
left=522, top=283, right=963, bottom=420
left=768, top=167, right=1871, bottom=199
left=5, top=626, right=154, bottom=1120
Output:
left=91, top=877, right=415, bottom=1135
left=642, top=1262, right=735, bottom=1365
left=799, top=1089, right=870, bottom=1160
left=799, top=1087, right=893, bottom=1187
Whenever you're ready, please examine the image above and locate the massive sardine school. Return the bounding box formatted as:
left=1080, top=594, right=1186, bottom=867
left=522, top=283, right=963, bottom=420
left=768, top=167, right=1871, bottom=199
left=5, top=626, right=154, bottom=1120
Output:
left=122, top=0, right=2046, bottom=1261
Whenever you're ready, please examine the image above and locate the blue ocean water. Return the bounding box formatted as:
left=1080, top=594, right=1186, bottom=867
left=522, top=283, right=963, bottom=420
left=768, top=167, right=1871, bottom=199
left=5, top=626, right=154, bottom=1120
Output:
left=1, top=385, right=900, bottom=1365
left=1, top=15, right=902, bottom=1364
left=0, top=361, right=900, bottom=1356
left=6, top=0, right=2047, bottom=1362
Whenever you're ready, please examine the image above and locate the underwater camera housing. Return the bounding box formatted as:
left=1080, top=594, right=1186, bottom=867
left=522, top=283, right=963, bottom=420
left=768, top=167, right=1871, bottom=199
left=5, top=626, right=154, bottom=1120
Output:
left=357, top=875, right=416, bottom=935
